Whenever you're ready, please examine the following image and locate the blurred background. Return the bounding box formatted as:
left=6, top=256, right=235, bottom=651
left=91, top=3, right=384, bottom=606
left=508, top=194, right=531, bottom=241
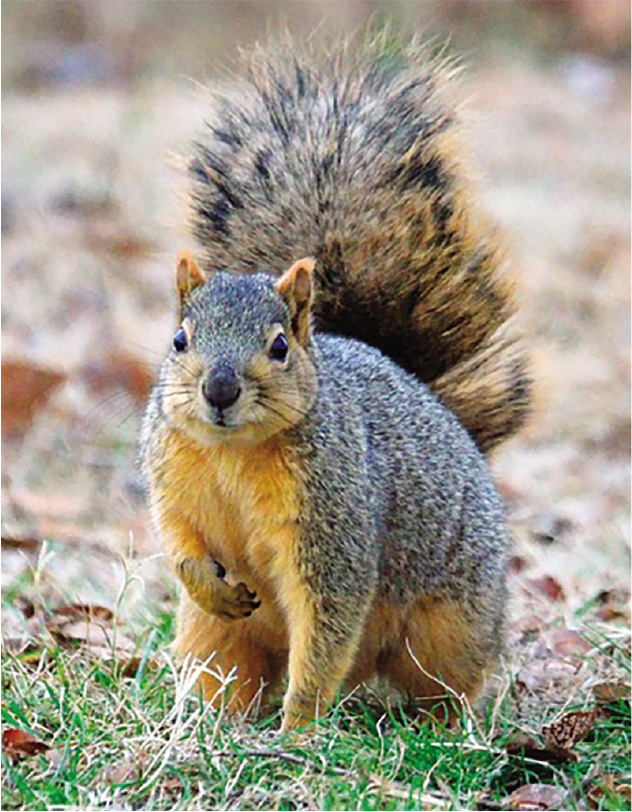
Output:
left=2, top=1, right=630, bottom=626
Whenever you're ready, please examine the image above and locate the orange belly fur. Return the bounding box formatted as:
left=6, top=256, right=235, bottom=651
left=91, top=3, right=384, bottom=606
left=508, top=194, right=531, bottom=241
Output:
left=157, top=426, right=303, bottom=649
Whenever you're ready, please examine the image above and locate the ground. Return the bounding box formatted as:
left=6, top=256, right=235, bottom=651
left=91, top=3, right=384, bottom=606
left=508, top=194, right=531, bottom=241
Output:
left=1, top=4, right=630, bottom=810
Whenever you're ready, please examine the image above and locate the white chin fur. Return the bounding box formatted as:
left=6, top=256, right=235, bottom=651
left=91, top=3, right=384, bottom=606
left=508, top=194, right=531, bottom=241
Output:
left=175, top=411, right=283, bottom=447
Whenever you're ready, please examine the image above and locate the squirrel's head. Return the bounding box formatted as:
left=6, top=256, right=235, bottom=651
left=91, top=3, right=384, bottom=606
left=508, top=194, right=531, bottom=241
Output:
left=157, top=253, right=317, bottom=446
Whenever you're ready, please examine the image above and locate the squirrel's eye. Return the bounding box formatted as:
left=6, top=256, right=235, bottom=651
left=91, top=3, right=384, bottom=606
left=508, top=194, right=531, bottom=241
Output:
left=269, top=333, right=288, bottom=362
left=173, top=328, right=188, bottom=353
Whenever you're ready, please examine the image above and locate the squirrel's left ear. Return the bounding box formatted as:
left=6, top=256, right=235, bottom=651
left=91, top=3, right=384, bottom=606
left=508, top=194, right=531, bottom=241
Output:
left=176, top=250, right=205, bottom=321
left=276, top=257, right=315, bottom=346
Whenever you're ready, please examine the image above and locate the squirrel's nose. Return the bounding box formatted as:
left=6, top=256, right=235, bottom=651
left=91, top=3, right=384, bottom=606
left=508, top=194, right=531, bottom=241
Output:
left=202, top=364, right=241, bottom=411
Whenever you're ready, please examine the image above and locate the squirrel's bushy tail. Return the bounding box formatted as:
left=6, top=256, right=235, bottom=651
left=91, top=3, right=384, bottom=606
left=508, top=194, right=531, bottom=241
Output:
left=188, top=33, right=531, bottom=452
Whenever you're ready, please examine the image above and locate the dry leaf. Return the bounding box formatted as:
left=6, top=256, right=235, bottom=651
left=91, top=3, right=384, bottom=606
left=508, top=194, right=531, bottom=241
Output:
left=502, top=783, right=568, bottom=810
left=103, top=751, right=152, bottom=785
left=0, top=535, right=41, bottom=551
left=508, top=555, right=530, bottom=574
left=82, top=219, right=156, bottom=260
left=2, top=728, right=49, bottom=762
left=504, top=732, right=577, bottom=765
left=593, top=587, right=630, bottom=623
left=47, top=603, right=113, bottom=625
left=527, top=576, right=566, bottom=602
left=162, top=776, right=185, bottom=793
left=543, top=709, right=596, bottom=751
left=120, top=656, right=146, bottom=678
left=595, top=606, right=630, bottom=622
left=595, top=587, right=630, bottom=606
left=515, top=658, right=580, bottom=693
left=593, top=681, right=629, bottom=704
left=108, top=235, right=156, bottom=260
left=593, top=681, right=630, bottom=715
left=585, top=772, right=632, bottom=809
left=104, top=761, right=142, bottom=784
left=45, top=604, right=135, bottom=658
left=546, top=628, right=592, bottom=657
left=1, top=360, right=65, bottom=439
left=82, top=350, right=153, bottom=403
left=510, top=614, right=546, bottom=642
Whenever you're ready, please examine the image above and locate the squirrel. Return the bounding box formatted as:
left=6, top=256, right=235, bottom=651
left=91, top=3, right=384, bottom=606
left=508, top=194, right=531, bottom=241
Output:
left=141, top=35, right=530, bottom=732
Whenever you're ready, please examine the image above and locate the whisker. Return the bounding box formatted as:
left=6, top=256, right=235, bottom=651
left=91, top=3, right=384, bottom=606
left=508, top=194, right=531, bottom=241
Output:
left=256, top=375, right=314, bottom=399
left=150, top=385, right=196, bottom=395
left=128, top=341, right=173, bottom=359
left=256, top=401, right=294, bottom=428
left=76, top=401, right=144, bottom=439
left=266, top=399, right=309, bottom=420
left=165, top=356, right=200, bottom=380
left=116, top=404, right=145, bottom=430
left=257, top=386, right=310, bottom=420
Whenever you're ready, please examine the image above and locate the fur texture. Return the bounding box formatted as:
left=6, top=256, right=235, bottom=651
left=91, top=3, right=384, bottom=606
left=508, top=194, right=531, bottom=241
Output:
left=142, top=269, right=508, bottom=729
left=141, top=37, right=524, bottom=729
left=187, top=36, right=530, bottom=451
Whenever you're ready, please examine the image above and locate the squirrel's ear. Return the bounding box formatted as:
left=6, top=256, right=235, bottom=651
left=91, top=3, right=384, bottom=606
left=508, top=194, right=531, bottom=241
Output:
left=276, top=257, right=315, bottom=346
left=176, top=250, right=205, bottom=319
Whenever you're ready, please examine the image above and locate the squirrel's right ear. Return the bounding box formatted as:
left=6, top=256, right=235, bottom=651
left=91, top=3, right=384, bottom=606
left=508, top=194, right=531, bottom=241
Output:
left=176, top=250, right=205, bottom=319
left=276, top=258, right=315, bottom=346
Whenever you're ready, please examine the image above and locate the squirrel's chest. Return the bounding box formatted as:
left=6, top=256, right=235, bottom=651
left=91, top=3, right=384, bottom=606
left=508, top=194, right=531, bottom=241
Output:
left=163, top=430, right=303, bottom=588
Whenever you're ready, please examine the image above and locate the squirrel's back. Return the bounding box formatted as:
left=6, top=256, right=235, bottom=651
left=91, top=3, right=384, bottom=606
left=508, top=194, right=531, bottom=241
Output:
left=306, top=332, right=507, bottom=604
left=188, top=34, right=530, bottom=451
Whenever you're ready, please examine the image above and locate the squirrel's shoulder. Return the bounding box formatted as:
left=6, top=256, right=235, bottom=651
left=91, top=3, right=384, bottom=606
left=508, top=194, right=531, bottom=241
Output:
left=312, top=332, right=428, bottom=395
left=310, top=332, right=484, bottom=456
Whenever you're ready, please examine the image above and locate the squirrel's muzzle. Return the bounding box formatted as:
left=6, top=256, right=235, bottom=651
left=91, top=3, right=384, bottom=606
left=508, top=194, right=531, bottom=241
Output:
left=202, top=362, right=241, bottom=412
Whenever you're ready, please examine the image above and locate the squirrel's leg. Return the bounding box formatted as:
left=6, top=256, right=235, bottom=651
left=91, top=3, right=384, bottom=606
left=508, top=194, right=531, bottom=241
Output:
left=173, top=590, right=285, bottom=714
left=280, top=572, right=376, bottom=732
left=382, top=597, right=493, bottom=725
left=158, top=511, right=260, bottom=620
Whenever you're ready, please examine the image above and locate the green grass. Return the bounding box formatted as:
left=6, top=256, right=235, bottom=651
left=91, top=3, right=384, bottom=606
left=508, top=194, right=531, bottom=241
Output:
left=2, top=611, right=630, bottom=811
left=2, top=549, right=630, bottom=811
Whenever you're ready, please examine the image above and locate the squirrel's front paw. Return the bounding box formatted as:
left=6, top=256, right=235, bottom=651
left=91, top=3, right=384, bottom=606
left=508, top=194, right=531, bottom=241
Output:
left=216, top=580, right=262, bottom=621
left=178, top=557, right=261, bottom=621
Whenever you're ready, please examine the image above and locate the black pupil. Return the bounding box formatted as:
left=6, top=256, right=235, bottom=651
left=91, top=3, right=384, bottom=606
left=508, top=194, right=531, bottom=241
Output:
left=270, top=334, right=288, bottom=360
left=173, top=329, right=187, bottom=352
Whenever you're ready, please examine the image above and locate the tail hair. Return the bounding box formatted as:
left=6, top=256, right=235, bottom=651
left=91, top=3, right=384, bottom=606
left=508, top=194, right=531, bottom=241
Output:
left=188, top=32, right=531, bottom=451
left=431, top=320, right=531, bottom=453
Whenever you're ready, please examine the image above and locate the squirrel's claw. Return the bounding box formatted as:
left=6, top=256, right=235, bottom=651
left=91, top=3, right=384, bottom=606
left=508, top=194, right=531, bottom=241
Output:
left=233, top=581, right=261, bottom=613
left=213, top=579, right=261, bottom=621
left=178, top=556, right=261, bottom=620
left=214, top=564, right=261, bottom=615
